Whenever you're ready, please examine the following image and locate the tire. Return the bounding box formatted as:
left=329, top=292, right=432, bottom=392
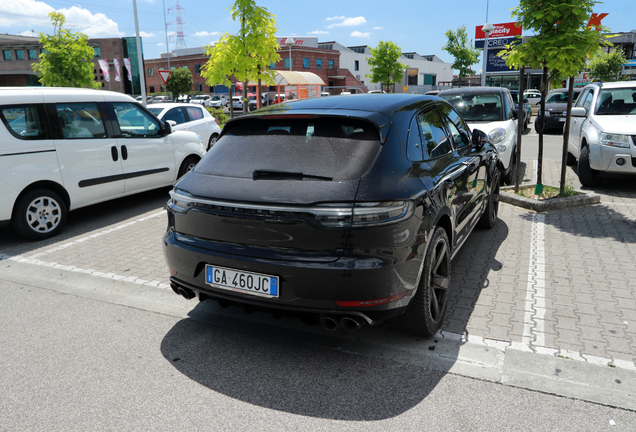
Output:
left=12, top=189, right=67, bottom=240
left=207, top=133, right=219, bottom=150
left=566, top=151, right=576, bottom=166
left=501, top=149, right=516, bottom=185
left=478, top=177, right=499, bottom=229
left=578, top=146, right=600, bottom=187
left=178, top=156, right=199, bottom=179
left=399, top=227, right=451, bottom=337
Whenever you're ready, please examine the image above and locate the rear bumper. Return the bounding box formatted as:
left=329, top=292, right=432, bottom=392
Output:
left=162, top=229, right=423, bottom=324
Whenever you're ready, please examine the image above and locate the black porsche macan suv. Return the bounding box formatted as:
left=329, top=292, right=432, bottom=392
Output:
left=163, top=94, right=500, bottom=336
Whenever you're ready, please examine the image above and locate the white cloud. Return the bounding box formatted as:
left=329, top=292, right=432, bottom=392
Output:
left=193, top=31, right=219, bottom=37
left=156, top=42, right=164, bottom=47
left=18, top=30, right=38, bottom=37
left=373, top=26, right=383, bottom=30
left=139, top=31, right=155, bottom=38
left=308, top=30, right=328, bottom=35
left=351, top=31, right=370, bottom=38
left=61, top=6, right=123, bottom=37
left=326, top=15, right=346, bottom=21
left=0, top=0, right=54, bottom=27
left=327, top=16, right=366, bottom=29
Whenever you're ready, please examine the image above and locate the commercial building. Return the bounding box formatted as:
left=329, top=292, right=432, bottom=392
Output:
left=0, top=34, right=144, bottom=95
left=144, top=36, right=454, bottom=95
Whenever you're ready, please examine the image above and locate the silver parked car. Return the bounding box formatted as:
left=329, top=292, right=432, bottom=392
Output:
left=568, top=81, right=636, bottom=187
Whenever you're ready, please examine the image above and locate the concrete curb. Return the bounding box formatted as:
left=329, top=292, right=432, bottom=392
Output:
left=500, top=184, right=601, bottom=212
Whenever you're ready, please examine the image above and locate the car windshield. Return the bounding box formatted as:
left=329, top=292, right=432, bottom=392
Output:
left=440, top=93, right=503, bottom=122
left=595, top=87, right=636, bottom=115
left=198, top=117, right=381, bottom=181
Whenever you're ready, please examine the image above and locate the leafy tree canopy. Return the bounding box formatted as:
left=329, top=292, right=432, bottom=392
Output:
left=166, top=67, right=194, bottom=97
left=499, top=0, right=608, bottom=82
left=33, top=12, right=100, bottom=89
left=201, top=0, right=280, bottom=90
left=366, top=41, right=408, bottom=92
left=442, top=26, right=481, bottom=81
left=588, top=49, right=628, bottom=82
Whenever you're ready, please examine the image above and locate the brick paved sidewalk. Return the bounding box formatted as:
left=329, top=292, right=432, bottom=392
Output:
left=1, top=164, right=634, bottom=368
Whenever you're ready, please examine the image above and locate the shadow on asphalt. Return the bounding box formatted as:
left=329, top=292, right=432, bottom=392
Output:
left=160, top=308, right=446, bottom=420
left=0, top=187, right=171, bottom=254
left=159, top=217, right=509, bottom=418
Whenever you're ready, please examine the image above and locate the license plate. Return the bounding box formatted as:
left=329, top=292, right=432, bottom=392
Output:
left=558, top=117, right=566, bottom=122
left=205, top=265, right=279, bottom=298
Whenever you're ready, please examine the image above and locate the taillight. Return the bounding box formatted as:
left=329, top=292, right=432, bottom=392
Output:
left=336, top=291, right=408, bottom=307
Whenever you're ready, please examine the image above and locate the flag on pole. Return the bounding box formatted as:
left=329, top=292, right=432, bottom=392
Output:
left=124, top=58, right=133, bottom=81
left=113, top=58, right=121, bottom=82
left=98, top=59, right=110, bottom=82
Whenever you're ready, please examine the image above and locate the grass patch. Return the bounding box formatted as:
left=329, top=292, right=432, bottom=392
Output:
left=514, top=183, right=578, bottom=200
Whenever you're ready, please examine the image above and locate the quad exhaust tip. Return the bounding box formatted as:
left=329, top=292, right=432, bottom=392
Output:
left=318, top=315, right=366, bottom=332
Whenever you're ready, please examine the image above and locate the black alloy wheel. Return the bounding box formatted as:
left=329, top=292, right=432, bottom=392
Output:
left=577, top=146, right=601, bottom=187
left=478, top=177, right=499, bottom=229
left=208, top=133, right=219, bottom=150
left=399, top=227, right=451, bottom=337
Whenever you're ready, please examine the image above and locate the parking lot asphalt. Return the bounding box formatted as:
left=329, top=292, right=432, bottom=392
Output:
left=1, top=128, right=635, bottom=411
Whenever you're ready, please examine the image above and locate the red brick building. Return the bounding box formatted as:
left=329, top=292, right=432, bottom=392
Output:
left=144, top=43, right=365, bottom=96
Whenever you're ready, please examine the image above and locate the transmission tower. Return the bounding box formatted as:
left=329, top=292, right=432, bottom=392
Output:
left=167, top=0, right=187, bottom=51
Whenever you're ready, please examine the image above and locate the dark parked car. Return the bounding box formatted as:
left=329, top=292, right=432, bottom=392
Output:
left=163, top=94, right=500, bottom=336
left=535, top=87, right=582, bottom=132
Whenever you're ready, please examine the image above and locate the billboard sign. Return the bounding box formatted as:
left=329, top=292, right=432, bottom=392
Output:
left=474, top=37, right=520, bottom=49
left=475, top=22, right=522, bottom=39
left=485, top=49, right=516, bottom=72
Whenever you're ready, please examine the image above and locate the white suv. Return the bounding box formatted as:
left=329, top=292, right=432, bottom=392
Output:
left=0, top=87, right=206, bottom=239
left=568, top=81, right=636, bottom=187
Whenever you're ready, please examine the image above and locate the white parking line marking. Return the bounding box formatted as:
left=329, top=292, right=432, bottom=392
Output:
left=0, top=253, right=171, bottom=289
left=29, top=210, right=165, bottom=259
left=523, top=213, right=547, bottom=348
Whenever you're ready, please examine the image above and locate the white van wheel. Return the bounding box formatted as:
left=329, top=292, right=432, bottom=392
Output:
left=13, top=189, right=67, bottom=240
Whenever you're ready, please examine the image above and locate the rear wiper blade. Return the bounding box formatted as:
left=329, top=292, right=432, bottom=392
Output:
left=253, top=170, right=333, bottom=181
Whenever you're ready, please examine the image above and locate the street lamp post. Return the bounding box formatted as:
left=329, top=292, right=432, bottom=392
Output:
left=480, top=23, right=494, bottom=87
left=285, top=38, right=295, bottom=71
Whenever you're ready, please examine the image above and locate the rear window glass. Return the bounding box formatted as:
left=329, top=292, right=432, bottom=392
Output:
left=196, top=117, right=381, bottom=181
left=55, top=103, right=106, bottom=139
left=1, top=105, right=48, bottom=140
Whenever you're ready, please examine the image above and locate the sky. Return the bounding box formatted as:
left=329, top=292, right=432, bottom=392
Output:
left=1, top=0, right=634, bottom=66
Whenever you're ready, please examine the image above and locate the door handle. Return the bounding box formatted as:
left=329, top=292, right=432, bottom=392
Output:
left=121, top=145, right=128, bottom=160
left=111, top=146, right=118, bottom=161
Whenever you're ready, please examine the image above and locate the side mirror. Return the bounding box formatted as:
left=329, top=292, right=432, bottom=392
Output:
left=472, top=129, right=488, bottom=149
left=571, top=107, right=587, bottom=117
left=512, top=110, right=518, bottom=120
left=523, top=98, right=529, bottom=103
left=164, top=120, right=175, bottom=135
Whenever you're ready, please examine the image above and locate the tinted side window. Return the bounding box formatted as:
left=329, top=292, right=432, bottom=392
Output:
left=437, top=104, right=471, bottom=148
left=113, top=102, right=161, bottom=138
left=579, top=89, right=594, bottom=111
left=164, top=107, right=186, bottom=124
left=407, top=115, right=424, bottom=162
left=55, top=103, right=106, bottom=139
left=419, top=109, right=453, bottom=159
left=0, top=104, right=48, bottom=140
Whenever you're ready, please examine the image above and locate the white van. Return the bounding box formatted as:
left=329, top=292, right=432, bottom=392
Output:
left=0, top=87, right=206, bottom=240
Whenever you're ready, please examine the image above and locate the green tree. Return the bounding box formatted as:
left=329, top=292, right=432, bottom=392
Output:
left=366, top=41, right=408, bottom=92
left=442, top=26, right=481, bottom=82
left=32, top=12, right=100, bottom=89
left=166, top=68, right=194, bottom=98
left=588, top=49, right=628, bottom=82
left=499, top=0, right=607, bottom=194
left=201, top=0, right=280, bottom=116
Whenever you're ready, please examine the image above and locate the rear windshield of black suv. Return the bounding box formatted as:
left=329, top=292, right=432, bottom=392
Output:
left=196, top=117, right=382, bottom=181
